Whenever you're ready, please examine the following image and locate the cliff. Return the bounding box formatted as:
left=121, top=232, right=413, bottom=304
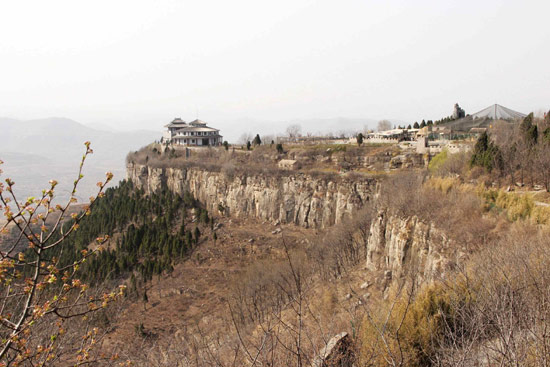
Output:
left=366, top=211, right=461, bottom=286
left=126, top=162, right=460, bottom=284
left=126, top=163, right=377, bottom=229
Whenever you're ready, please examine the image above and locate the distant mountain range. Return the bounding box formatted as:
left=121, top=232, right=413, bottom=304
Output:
left=0, top=117, right=159, bottom=202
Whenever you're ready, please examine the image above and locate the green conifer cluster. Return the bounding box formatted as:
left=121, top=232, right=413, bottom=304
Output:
left=25, top=180, right=210, bottom=292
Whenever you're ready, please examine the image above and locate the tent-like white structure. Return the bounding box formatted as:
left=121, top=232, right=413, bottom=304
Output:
left=471, top=104, right=526, bottom=120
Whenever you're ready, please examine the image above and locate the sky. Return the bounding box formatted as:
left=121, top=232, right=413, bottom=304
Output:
left=1, top=0, right=549, bottom=137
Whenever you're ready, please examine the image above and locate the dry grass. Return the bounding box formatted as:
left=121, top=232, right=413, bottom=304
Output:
left=425, top=176, right=550, bottom=225
left=359, top=223, right=550, bottom=366
left=126, top=143, right=404, bottom=182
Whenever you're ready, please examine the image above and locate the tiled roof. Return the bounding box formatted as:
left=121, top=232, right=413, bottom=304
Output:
left=174, top=126, right=220, bottom=132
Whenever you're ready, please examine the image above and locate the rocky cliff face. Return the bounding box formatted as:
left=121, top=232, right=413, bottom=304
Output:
left=127, top=162, right=459, bottom=290
left=366, top=211, right=459, bottom=285
left=126, top=163, right=377, bottom=229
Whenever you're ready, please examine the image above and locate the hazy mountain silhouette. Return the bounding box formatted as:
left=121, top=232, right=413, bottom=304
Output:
left=0, top=117, right=158, bottom=201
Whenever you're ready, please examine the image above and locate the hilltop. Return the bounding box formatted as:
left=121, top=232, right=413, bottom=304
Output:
left=436, top=103, right=526, bottom=132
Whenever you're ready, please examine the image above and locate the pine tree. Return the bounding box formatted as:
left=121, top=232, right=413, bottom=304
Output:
left=252, top=134, right=262, bottom=146
left=520, top=113, right=538, bottom=147
left=470, top=131, right=503, bottom=172
left=357, top=133, right=364, bottom=146
left=194, top=227, right=201, bottom=243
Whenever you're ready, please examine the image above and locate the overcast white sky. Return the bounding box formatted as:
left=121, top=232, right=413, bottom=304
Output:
left=1, top=0, right=549, bottom=133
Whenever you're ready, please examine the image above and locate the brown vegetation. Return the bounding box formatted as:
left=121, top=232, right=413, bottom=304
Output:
left=126, top=142, right=402, bottom=181
left=358, top=224, right=550, bottom=366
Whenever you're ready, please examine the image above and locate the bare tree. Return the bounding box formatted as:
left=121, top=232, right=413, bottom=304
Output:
left=377, top=120, right=392, bottom=132
left=238, top=133, right=253, bottom=145
left=286, top=124, right=302, bottom=141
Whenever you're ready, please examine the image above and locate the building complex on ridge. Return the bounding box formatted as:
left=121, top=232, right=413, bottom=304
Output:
left=162, top=118, right=223, bottom=146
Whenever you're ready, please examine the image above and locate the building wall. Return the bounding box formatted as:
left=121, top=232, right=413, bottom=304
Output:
left=171, top=136, right=222, bottom=146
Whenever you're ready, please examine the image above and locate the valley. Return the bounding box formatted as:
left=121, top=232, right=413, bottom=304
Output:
left=2, top=112, right=550, bottom=366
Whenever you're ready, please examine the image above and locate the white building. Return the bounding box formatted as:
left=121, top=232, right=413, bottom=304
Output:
left=162, top=118, right=223, bottom=146
left=366, top=129, right=410, bottom=143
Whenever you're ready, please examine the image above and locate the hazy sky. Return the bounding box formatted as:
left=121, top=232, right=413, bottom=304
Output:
left=1, top=0, right=549, bottom=133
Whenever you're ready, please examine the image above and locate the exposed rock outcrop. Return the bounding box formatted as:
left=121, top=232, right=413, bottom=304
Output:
left=126, top=163, right=377, bottom=229
left=366, top=211, right=458, bottom=285
left=313, top=332, right=355, bottom=367
left=126, top=163, right=459, bottom=285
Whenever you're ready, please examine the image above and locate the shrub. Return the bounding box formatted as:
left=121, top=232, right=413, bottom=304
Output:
left=495, top=191, right=533, bottom=221
left=531, top=205, right=550, bottom=224
left=360, top=281, right=473, bottom=367
left=221, top=162, right=236, bottom=180
left=425, top=176, right=458, bottom=194
left=428, top=149, right=449, bottom=174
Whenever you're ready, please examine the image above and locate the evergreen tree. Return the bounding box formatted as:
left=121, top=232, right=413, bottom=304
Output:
left=252, top=134, right=262, bottom=146
left=194, top=227, right=201, bottom=243
left=276, top=143, right=284, bottom=154
left=246, top=141, right=251, bottom=150
left=470, top=131, right=503, bottom=172
left=357, top=133, right=364, bottom=146
left=520, top=113, right=538, bottom=146
left=223, top=141, right=229, bottom=151
left=520, top=112, right=534, bottom=134
left=413, top=122, right=420, bottom=129
left=527, top=125, right=538, bottom=146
